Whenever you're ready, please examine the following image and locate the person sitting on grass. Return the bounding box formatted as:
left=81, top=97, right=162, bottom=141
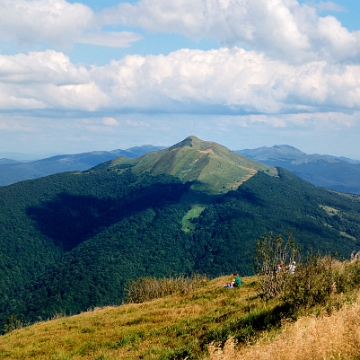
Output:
left=226, top=273, right=242, bottom=288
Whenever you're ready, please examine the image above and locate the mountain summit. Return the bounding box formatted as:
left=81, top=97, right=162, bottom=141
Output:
left=104, top=136, right=276, bottom=194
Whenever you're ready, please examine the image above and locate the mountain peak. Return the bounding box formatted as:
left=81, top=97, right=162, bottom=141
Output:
left=110, top=136, right=276, bottom=194
left=169, top=136, right=208, bottom=150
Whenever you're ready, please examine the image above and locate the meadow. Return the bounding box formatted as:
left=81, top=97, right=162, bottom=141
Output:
left=2, top=254, right=360, bottom=359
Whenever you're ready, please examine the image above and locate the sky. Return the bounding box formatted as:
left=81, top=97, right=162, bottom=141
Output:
left=0, top=0, right=360, bottom=159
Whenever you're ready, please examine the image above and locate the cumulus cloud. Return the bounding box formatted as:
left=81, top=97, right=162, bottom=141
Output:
left=0, top=0, right=93, bottom=46
left=2, top=0, right=357, bottom=61
left=0, top=50, right=108, bottom=110
left=0, top=0, right=141, bottom=48
left=0, top=48, right=359, bottom=115
left=99, top=0, right=360, bottom=62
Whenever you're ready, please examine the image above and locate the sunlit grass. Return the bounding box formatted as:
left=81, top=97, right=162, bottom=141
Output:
left=208, top=294, right=360, bottom=360
left=2, top=266, right=360, bottom=360
left=0, top=276, right=265, bottom=359
left=182, top=205, right=206, bottom=232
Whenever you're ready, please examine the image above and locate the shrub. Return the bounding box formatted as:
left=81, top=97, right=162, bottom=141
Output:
left=3, top=314, right=24, bottom=334
left=281, top=255, right=337, bottom=309
left=254, top=231, right=300, bottom=299
left=335, top=254, right=360, bottom=293
left=124, top=274, right=208, bottom=303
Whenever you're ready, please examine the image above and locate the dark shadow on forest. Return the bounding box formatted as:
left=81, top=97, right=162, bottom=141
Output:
left=27, top=181, right=193, bottom=252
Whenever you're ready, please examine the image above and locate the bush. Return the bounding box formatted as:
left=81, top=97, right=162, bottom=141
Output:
left=124, top=274, right=208, bottom=303
left=254, top=231, right=300, bottom=299
left=335, top=253, right=360, bottom=293
left=281, top=255, right=337, bottom=309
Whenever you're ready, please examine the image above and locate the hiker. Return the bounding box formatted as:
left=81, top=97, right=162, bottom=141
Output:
left=289, top=261, right=296, bottom=274
left=276, top=263, right=282, bottom=272
left=226, top=273, right=242, bottom=288
left=233, top=273, right=242, bottom=287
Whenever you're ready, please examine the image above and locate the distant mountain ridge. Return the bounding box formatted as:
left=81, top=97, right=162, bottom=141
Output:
left=236, top=145, right=360, bottom=194
left=237, top=145, right=359, bottom=164
left=0, top=145, right=164, bottom=186
left=2, top=142, right=360, bottom=194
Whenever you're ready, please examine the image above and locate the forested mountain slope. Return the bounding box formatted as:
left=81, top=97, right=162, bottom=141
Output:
left=1, top=136, right=360, bottom=328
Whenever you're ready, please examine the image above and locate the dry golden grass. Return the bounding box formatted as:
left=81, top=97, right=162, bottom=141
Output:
left=208, top=293, right=360, bottom=360
left=0, top=276, right=262, bottom=359
left=3, top=270, right=360, bottom=360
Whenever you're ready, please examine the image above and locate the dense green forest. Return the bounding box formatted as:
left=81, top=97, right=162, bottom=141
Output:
left=1, top=137, right=360, bottom=330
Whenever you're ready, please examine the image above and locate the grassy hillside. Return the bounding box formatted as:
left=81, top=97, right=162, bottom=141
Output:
left=107, top=136, right=277, bottom=194
left=0, top=275, right=257, bottom=359
left=2, top=259, right=360, bottom=360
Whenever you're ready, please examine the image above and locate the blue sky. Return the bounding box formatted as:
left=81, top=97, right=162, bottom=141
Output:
left=0, top=0, right=359, bottom=159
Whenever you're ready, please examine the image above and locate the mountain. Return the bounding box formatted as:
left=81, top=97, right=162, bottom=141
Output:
left=236, top=145, right=360, bottom=194
left=0, top=145, right=164, bottom=186
left=1, top=136, right=360, bottom=328
left=0, top=158, right=22, bottom=165
left=99, top=136, right=277, bottom=194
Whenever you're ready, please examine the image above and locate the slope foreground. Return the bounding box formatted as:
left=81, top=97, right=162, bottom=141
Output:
left=1, top=272, right=360, bottom=360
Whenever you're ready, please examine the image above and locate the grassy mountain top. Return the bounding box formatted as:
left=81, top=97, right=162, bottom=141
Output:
left=2, top=264, right=360, bottom=360
left=107, top=136, right=277, bottom=194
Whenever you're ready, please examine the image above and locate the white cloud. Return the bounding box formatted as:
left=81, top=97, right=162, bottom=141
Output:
left=2, top=0, right=358, bottom=60
left=0, top=0, right=93, bottom=47
left=103, top=117, right=119, bottom=126
left=0, top=50, right=108, bottom=110
left=0, top=48, right=359, bottom=115
left=0, top=50, right=88, bottom=84
left=99, top=0, right=360, bottom=62
left=0, top=0, right=141, bottom=49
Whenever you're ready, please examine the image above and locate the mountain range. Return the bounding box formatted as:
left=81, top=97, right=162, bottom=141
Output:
left=1, top=136, right=360, bottom=329
left=0, top=145, right=164, bottom=186
left=236, top=145, right=360, bottom=194
left=1, top=143, right=360, bottom=195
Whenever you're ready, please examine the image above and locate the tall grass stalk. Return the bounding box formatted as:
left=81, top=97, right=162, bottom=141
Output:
left=125, top=273, right=208, bottom=303
left=208, top=294, right=360, bottom=360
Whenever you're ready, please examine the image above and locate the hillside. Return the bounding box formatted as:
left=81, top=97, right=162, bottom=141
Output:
left=1, top=136, right=360, bottom=329
left=2, top=269, right=360, bottom=360
left=0, top=275, right=280, bottom=359
left=103, top=136, right=277, bottom=194
left=236, top=145, right=360, bottom=194
left=0, top=145, right=163, bottom=186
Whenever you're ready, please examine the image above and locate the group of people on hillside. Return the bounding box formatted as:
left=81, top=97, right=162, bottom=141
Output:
left=225, top=261, right=296, bottom=289
left=276, top=261, right=296, bottom=274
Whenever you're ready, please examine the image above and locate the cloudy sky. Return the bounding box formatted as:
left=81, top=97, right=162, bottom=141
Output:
left=0, top=0, right=359, bottom=159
